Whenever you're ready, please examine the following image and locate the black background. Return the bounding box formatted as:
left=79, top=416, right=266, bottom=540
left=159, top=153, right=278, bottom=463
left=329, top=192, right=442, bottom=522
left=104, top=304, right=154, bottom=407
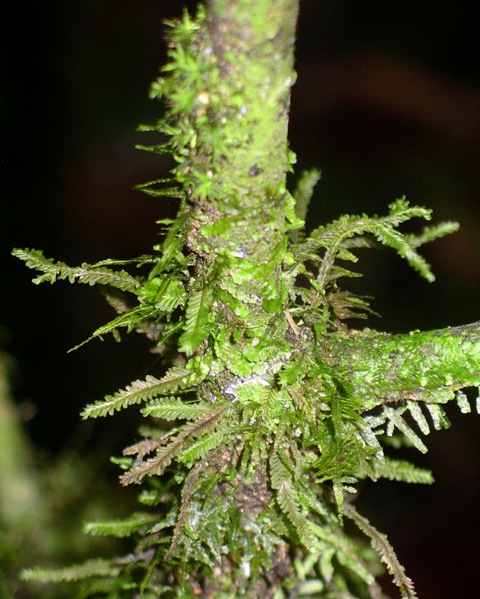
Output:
left=3, top=1, right=480, bottom=597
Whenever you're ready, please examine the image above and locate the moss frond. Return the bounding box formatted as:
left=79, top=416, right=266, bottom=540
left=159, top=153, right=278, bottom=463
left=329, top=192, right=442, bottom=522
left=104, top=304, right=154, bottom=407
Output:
left=344, top=503, right=418, bottom=599
left=12, top=248, right=140, bottom=291
left=81, top=367, right=195, bottom=418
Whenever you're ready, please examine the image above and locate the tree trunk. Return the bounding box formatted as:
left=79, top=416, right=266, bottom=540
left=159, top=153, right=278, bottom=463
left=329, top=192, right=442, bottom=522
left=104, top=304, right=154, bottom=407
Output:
left=14, top=1, right=480, bottom=597
left=176, top=1, right=302, bottom=595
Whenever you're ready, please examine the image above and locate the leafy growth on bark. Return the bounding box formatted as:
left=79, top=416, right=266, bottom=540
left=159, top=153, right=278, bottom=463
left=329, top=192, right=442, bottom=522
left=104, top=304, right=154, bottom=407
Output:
left=14, top=2, right=479, bottom=598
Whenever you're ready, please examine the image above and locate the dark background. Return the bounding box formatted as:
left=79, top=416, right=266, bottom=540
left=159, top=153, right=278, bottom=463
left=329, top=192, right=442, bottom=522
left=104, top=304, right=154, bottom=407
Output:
left=2, top=1, right=480, bottom=597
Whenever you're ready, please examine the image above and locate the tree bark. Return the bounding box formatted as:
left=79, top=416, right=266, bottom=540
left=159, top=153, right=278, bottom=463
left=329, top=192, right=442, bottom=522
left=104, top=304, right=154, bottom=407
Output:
left=181, top=0, right=300, bottom=322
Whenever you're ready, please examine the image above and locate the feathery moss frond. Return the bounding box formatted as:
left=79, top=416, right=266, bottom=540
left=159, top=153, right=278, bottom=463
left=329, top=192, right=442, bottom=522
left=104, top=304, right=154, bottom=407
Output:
left=120, top=405, right=229, bottom=485
left=269, top=450, right=316, bottom=550
left=164, top=461, right=203, bottom=561
left=82, top=367, right=195, bottom=418
left=406, top=220, right=459, bottom=248
left=372, top=457, right=434, bottom=484
left=69, top=304, right=159, bottom=351
left=142, top=397, right=214, bottom=421
left=291, top=168, right=321, bottom=242
left=83, top=513, right=160, bottom=538
left=134, top=178, right=184, bottom=198
left=177, top=426, right=228, bottom=466
left=22, top=559, right=120, bottom=583
left=344, top=503, right=418, bottom=599
left=12, top=248, right=140, bottom=292
left=300, top=198, right=437, bottom=287
left=178, top=287, right=214, bottom=355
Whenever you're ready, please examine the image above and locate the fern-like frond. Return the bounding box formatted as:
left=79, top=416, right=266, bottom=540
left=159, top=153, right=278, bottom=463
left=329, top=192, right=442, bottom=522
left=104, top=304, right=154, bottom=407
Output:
left=135, top=142, right=171, bottom=153
left=12, top=248, right=140, bottom=292
left=328, top=290, right=378, bottom=321
left=387, top=197, right=431, bottom=222
left=101, top=289, right=166, bottom=341
left=69, top=304, right=159, bottom=351
left=269, top=451, right=316, bottom=550
left=290, top=169, right=321, bottom=243
left=123, top=438, right=160, bottom=459
left=22, top=559, right=120, bottom=583
left=178, top=287, right=213, bottom=355
left=372, top=222, right=434, bottom=282
left=177, top=425, right=228, bottom=466
left=153, top=277, right=187, bottom=312
left=153, top=320, right=184, bottom=350
left=142, top=397, right=214, bottom=421
left=372, top=457, right=434, bottom=484
left=82, top=367, right=194, bottom=419
left=344, top=503, right=418, bottom=599
left=293, top=199, right=450, bottom=294
left=120, top=405, right=228, bottom=485
left=151, top=213, right=189, bottom=275
left=278, top=358, right=307, bottom=386
left=134, top=178, right=183, bottom=198
left=165, top=461, right=203, bottom=561
left=84, top=513, right=160, bottom=538
left=119, top=438, right=187, bottom=486
left=405, top=221, right=459, bottom=248
left=101, top=288, right=133, bottom=314
left=88, top=255, right=157, bottom=268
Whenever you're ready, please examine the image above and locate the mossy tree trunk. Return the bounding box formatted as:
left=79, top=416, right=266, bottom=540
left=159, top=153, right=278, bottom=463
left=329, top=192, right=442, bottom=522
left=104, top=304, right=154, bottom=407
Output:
left=172, top=1, right=302, bottom=595
left=181, top=0, right=300, bottom=302
left=14, top=1, right=480, bottom=597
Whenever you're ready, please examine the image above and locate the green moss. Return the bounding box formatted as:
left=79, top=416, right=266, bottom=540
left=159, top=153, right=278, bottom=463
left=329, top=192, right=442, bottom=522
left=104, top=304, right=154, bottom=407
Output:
left=13, top=1, right=479, bottom=597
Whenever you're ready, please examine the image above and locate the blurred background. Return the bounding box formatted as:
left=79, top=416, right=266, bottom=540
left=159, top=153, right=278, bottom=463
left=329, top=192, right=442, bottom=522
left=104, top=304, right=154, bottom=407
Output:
left=2, top=0, right=480, bottom=596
